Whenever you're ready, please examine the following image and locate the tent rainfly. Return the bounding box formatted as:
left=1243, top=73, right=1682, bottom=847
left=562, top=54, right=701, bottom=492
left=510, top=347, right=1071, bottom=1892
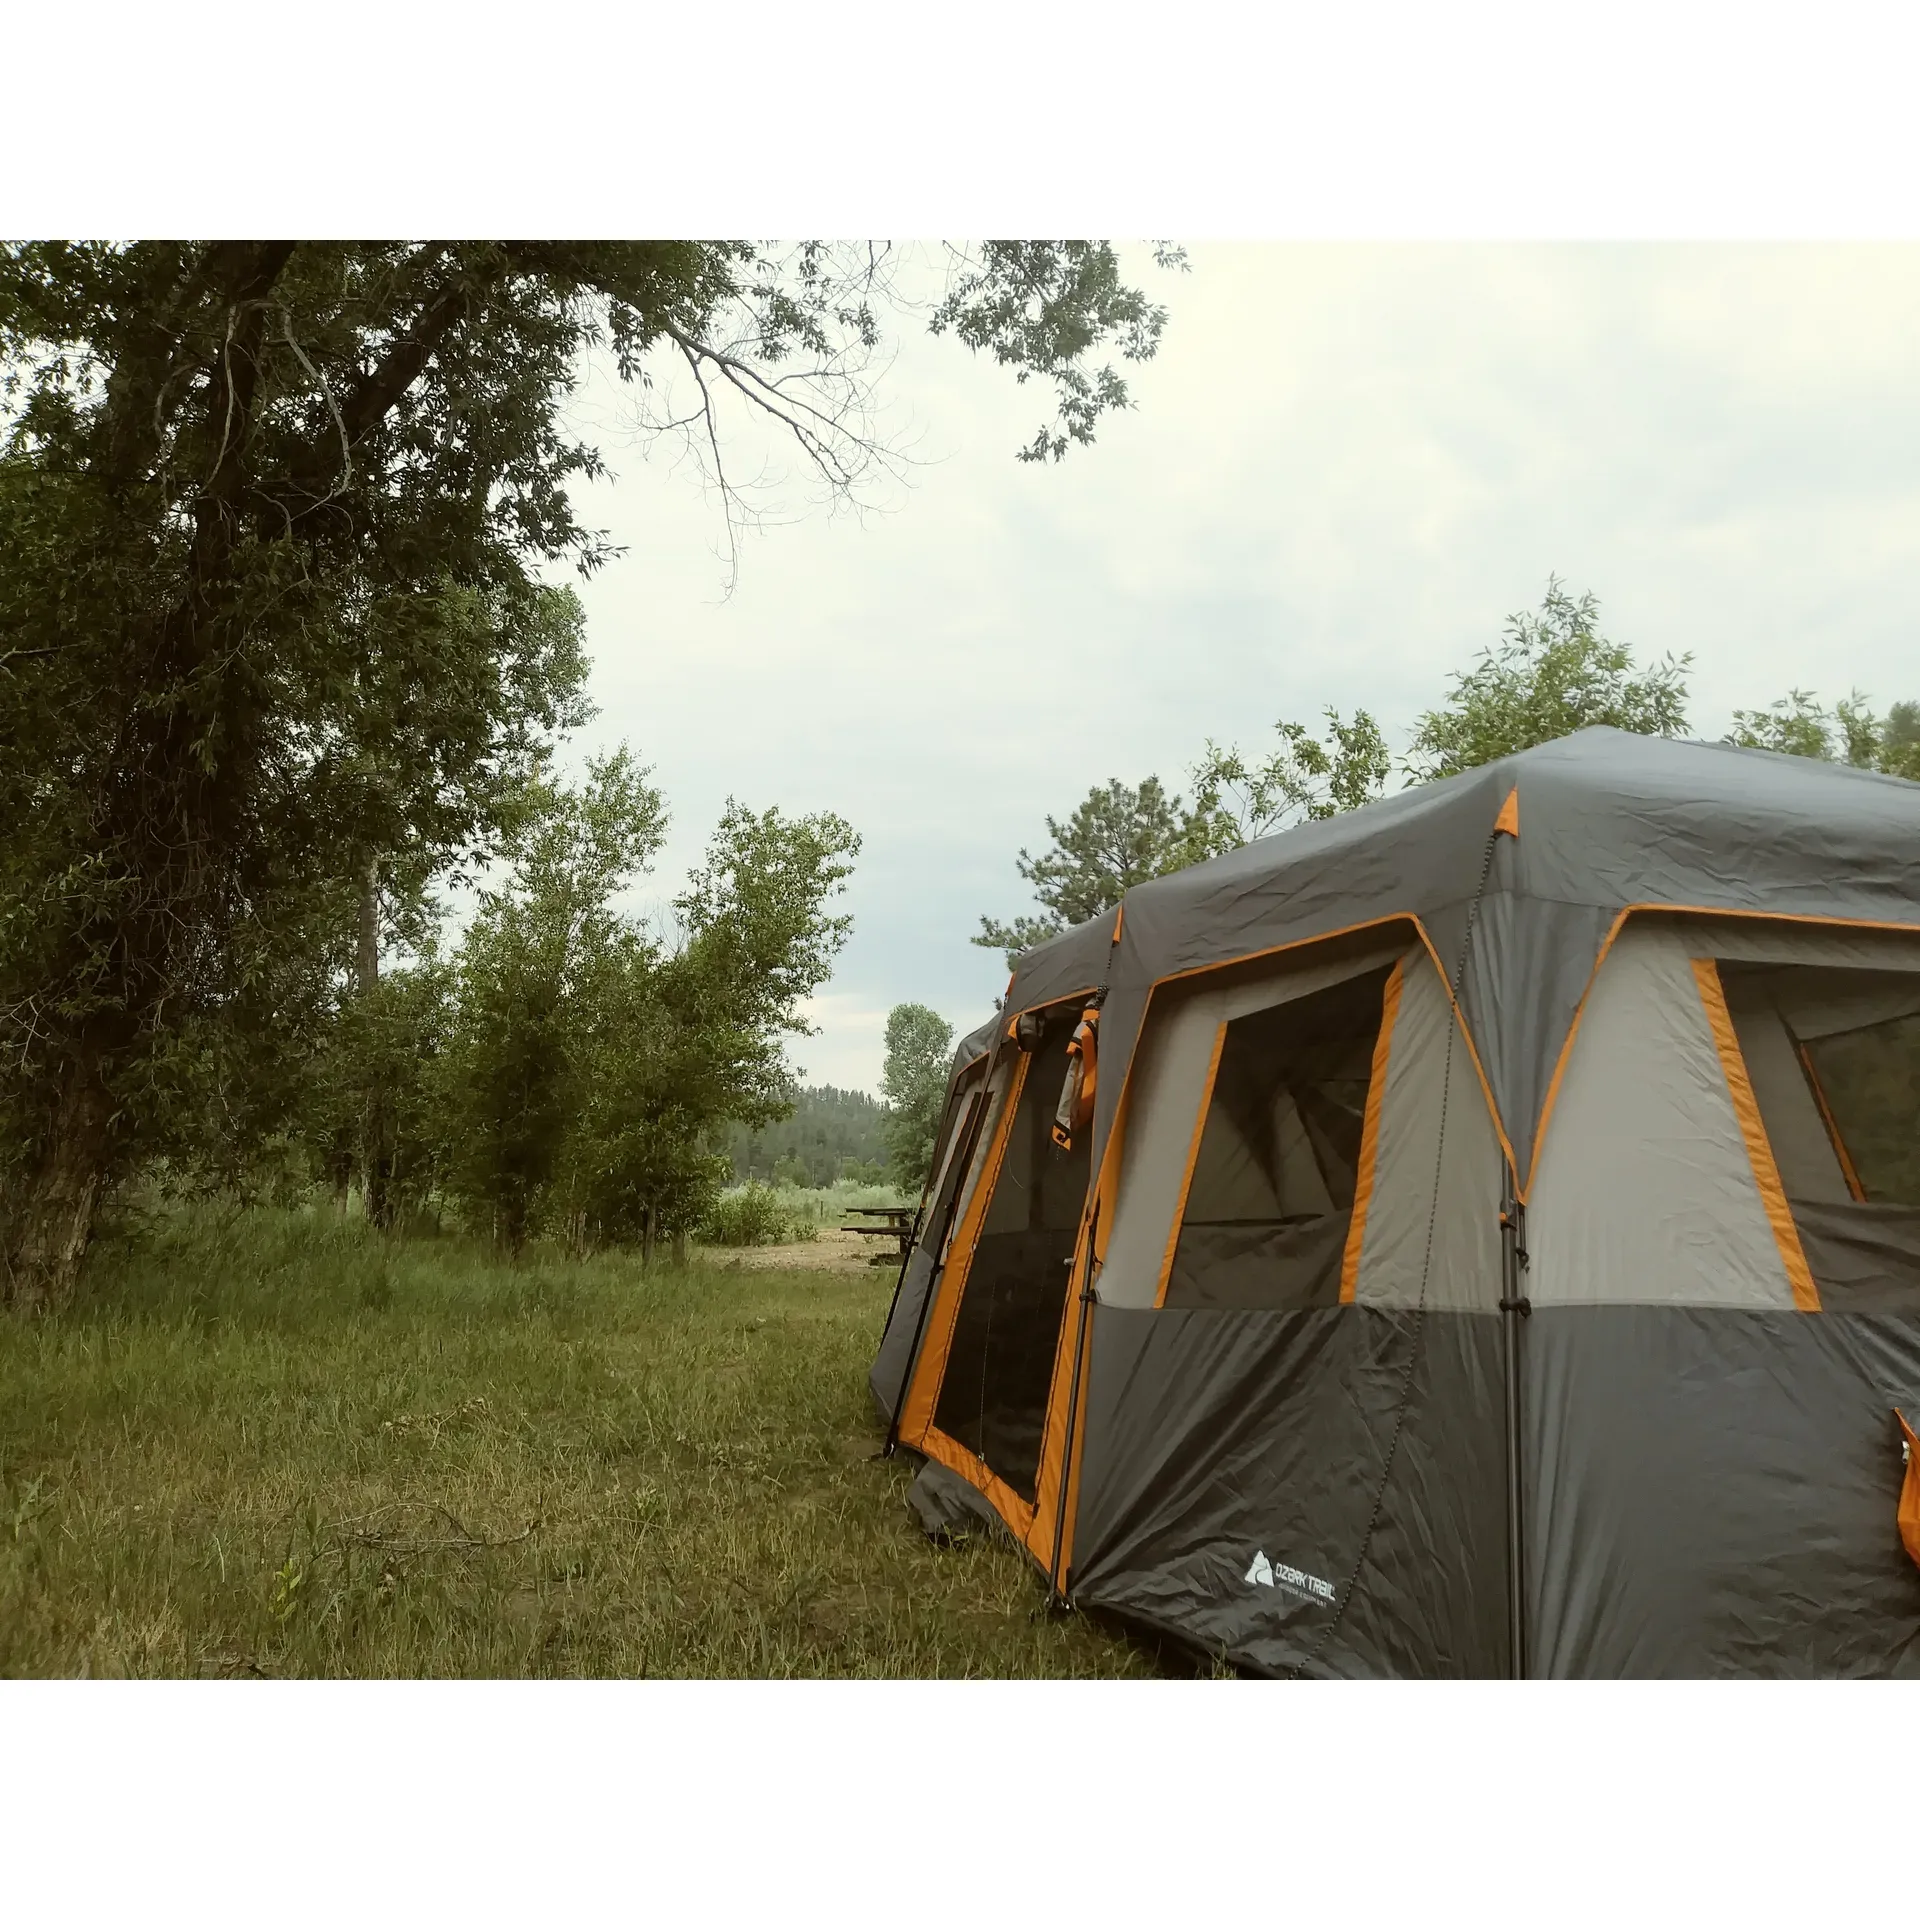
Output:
left=870, top=727, right=1920, bottom=1676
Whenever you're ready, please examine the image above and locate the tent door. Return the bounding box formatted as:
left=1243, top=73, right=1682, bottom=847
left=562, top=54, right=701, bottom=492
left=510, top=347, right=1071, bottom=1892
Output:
left=898, top=1003, right=1095, bottom=1543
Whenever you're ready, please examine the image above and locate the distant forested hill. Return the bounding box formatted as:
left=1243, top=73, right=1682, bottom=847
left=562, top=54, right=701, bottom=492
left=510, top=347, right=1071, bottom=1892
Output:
left=728, top=1085, right=889, bottom=1187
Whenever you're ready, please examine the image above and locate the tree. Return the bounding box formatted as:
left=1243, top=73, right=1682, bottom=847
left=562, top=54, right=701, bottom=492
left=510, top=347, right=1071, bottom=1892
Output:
left=434, top=753, right=669, bottom=1253
left=1182, top=707, right=1389, bottom=859
left=881, top=1004, right=957, bottom=1196
left=728, top=1085, right=888, bottom=1187
left=0, top=239, right=1179, bottom=1306
left=1403, top=578, right=1691, bottom=782
left=556, top=800, right=861, bottom=1257
left=1727, top=689, right=1920, bottom=777
left=974, top=776, right=1191, bottom=963
left=299, top=952, right=454, bottom=1227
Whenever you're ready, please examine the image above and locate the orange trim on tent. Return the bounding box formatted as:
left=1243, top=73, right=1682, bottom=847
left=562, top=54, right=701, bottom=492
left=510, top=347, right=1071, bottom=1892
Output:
left=1897, top=1410, right=1920, bottom=1573
left=1111, top=904, right=1124, bottom=945
left=1693, top=957, right=1821, bottom=1313
left=1406, top=922, right=1519, bottom=1180
left=1028, top=1201, right=1096, bottom=1583
left=894, top=1049, right=1030, bottom=1448
left=898, top=983, right=1110, bottom=1554
left=1152, top=1021, right=1227, bottom=1309
left=916, top=1423, right=1038, bottom=1538
left=1521, top=907, right=1633, bottom=1201
left=1031, top=1290, right=1098, bottom=1590
left=1340, top=955, right=1406, bottom=1304
left=1493, top=788, right=1520, bottom=838
left=1797, top=1040, right=1867, bottom=1202
left=1088, top=1028, right=1137, bottom=1275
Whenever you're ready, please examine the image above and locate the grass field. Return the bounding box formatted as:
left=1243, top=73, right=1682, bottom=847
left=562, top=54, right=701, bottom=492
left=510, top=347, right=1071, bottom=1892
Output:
left=0, top=1205, right=1159, bottom=1678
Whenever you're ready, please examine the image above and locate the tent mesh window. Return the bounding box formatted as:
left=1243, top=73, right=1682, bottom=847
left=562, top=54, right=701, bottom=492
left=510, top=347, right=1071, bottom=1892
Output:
left=1164, top=965, right=1391, bottom=1310
left=1723, top=961, right=1920, bottom=1310
left=933, top=1010, right=1089, bottom=1503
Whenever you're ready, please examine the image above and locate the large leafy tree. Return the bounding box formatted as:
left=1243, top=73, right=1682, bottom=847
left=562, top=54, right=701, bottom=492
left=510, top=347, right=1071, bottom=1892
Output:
left=436, top=759, right=859, bottom=1258
left=0, top=239, right=1179, bottom=1305
left=1403, top=578, right=1691, bottom=781
left=559, top=802, right=860, bottom=1257
left=434, top=752, right=670, bottom=1253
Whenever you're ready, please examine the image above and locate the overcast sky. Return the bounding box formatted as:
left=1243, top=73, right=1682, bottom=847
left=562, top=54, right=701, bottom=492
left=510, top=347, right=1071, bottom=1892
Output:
left=556, top=243, right=1920, bottom=1094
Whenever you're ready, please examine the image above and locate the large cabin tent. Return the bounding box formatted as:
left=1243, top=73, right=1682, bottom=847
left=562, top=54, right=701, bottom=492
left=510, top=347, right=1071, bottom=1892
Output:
left=870, top=727, right=1920, bottom=1676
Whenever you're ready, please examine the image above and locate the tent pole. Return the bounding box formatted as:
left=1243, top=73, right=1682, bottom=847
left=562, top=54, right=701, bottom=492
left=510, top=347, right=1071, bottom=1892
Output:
left=1498, top=1161, right=1531, bottom=1678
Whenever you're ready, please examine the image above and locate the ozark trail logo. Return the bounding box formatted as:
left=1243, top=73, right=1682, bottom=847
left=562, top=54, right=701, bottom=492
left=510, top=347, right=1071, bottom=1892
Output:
left=1244, top=1549, right=1336, bottom=1606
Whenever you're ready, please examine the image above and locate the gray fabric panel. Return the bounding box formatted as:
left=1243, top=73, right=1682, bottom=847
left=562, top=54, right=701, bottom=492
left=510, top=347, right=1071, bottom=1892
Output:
left=952, top=1015, right=999, bottom=1072
left=1070, top=1304, right=1507, bottom=1677
left=1352, top=955, right=1504, bottom=1311
left=1466, top=891, right=1618, bottom=1177
left=1110, top=765, right=1506, bottom=998
left=1774, top=972, right=1920, bottom=1040
left=1526, top=1305, right=1920, bottom=1676
left=906, top=1458, right=1007, bottom=1543
left=1724, top=984, right=1852, bottom=1203
left=1525, top=921, right=1795, bottom=1307
left=1697, top=920, right=1920, bottom=973
left=1514, top=732, right=1920, bottom=927
left=869, top=1243, right=936, bottom=1419
left=1086, top=981, right=1150, bottom=1179
left=868, top=1045, right=998, bottom=1421
left=1791, top=1200, right=1920, bottom=1312
left=1005, top=907, right=1118, bottom=1015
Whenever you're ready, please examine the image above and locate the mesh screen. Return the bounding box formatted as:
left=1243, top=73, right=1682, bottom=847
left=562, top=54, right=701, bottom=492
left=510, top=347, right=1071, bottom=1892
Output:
left=934, top=1013, right=1089, bottom=1503
left=1165, top=966, right=1390, bottom=1310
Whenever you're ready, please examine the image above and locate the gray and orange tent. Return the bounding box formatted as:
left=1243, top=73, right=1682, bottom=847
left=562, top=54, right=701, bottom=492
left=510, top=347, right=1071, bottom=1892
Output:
left=870, top=727, right=1920, bottom=1676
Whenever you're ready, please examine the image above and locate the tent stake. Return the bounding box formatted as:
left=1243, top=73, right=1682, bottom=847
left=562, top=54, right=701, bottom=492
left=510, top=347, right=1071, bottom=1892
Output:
left=1498, top=1164, right=1531, bottom=1678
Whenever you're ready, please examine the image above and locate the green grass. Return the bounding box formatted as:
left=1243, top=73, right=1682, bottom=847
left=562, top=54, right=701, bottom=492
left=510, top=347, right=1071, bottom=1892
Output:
left=0, top=1204, right=1158, bottom=1678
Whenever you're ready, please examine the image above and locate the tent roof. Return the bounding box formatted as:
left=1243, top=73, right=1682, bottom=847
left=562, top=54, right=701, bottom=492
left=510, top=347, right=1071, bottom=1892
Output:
left=1017, top=728, right=1920, bottom=1175
left=1115, top=727, right=1920, bottom=992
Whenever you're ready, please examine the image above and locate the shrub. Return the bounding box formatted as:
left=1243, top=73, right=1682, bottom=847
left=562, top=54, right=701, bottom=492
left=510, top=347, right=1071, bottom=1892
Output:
left=698, top=1183, right=819, bottom=1248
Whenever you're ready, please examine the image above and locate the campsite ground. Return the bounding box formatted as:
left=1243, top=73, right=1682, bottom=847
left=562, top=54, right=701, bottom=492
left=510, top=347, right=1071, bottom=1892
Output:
left=0, top=1207, right=1159, bottom=1678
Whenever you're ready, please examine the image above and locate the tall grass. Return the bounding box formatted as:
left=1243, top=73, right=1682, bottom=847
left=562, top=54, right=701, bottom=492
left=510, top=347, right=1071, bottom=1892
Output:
left=0, top=1205, right=1154, bottom=1678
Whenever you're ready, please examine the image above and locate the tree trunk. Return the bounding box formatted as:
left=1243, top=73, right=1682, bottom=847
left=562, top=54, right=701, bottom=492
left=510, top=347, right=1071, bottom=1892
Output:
left=671, top=1226, right=687, bottom=1266
left=4, top=1052, right=115, bottom=1312
left=641, top=1204, right=656, bottom=1266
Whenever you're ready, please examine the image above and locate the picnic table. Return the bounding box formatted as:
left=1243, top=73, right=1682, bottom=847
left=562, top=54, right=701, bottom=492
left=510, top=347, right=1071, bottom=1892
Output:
left=843, top=1205, right=916, bottom=1263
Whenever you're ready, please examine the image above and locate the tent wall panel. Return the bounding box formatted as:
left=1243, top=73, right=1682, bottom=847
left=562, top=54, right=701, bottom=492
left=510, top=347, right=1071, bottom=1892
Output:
left=1526, top=1304, right=1920, bottom=1675
left=1071, top=1304, right=1507, bottom=1677
left=1349, top=952, right=1503, bottom=1311
left=1526, top=922, right=1796, bottom=1307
